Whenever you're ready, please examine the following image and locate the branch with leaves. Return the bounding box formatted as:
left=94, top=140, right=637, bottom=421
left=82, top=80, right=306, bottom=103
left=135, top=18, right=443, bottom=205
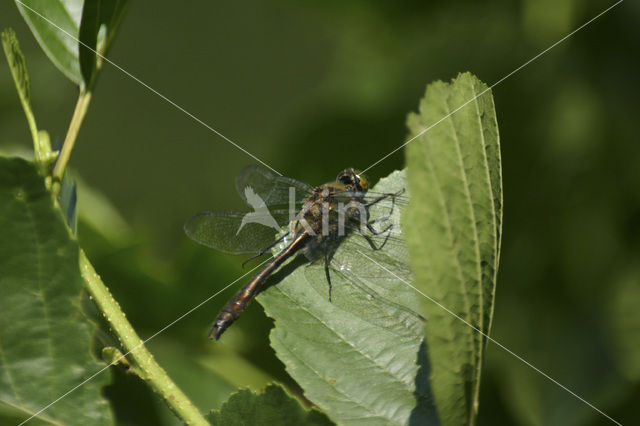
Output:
left=2, top=0, right=209, bottom=423
left=1, top=1, right=502, bottom=425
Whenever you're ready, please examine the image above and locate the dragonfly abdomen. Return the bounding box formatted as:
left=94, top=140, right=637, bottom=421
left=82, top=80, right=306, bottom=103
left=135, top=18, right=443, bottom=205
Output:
left=209, top=232, right=309, bottom=340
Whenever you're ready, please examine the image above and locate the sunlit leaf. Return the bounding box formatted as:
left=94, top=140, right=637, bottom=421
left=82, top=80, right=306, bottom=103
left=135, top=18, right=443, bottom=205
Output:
left=404, top=72, right=502, bottom=424
left=207, top=384, right=333, bottom=426
left=258, top=171, right=438, bottom=425
left=0, top=157, right=113, bottom=425
left=15, top=0, right=129, bottom=87
left=15, top=0, right=84, bottom=84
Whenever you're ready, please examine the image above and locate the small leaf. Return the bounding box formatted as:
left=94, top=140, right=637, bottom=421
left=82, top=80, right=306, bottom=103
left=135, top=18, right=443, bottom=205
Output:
left=101, top=346, right=130, bottom=369
left=207, top=384, right=333, bottom=426
left=79, top=0, right=129, bottom=86
left=404, top=72, right=502, bottom=424
left=0, top=157, right=113, bottom=424
left=1, top=28, right=31, bottom=104
left=1, top=28, right=45, bottom=168
left=58, top=169, right=78, bottom=233
left=258, top=171, right=438, bottom=425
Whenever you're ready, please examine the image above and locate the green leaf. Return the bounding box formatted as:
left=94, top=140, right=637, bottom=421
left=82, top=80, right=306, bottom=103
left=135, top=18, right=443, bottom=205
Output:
left=207, top=384, right=333, bottom=426
left=78, top=0, right=129, bottom=86
left=0, top=157, right=113, bottom=425
left=15, top=0, right=129, bottom=87
left=1, top=28, right=32, bottom=105
left=258, top=171, right=438, bottom=426
left=404, top=72, right=502, bottom=425
left=15, top=0, right=84, bottom=84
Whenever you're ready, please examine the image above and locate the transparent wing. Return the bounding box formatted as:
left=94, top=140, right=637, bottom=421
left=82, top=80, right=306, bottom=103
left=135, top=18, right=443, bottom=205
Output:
left=304, top=219, right=423, bottom=339
left=235, top=165, right=313, bottom=207
left=184, top=209, right=292, bottom=254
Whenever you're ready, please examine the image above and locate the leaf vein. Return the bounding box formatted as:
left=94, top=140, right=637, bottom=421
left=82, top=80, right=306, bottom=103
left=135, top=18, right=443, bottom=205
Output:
left=274, top=328, right=404, bottom=426
left=274, top=287, right=415, bottom=392
left=24, top=196, right=57, bottom=410
left=442, top=94, right=483, bottom=356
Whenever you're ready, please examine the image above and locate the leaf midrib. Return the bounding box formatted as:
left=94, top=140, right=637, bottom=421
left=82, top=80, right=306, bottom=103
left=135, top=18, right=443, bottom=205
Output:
left=422, top=132, right=473, bottom=368
left=442, top=92, right=485, bottom=397
left=0, top=398, right=64, bottom=426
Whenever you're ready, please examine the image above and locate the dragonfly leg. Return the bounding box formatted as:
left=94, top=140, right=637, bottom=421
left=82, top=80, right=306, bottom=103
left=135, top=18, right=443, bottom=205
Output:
left=363, top=230, right=392, bottom=251
left=367, top=215, right=391, bottom=225
left=364, top=188, right=404, bottom=209
left=366, top=221, right=392, bottom=236
left=241, top=231, right=290, bottom=268
left=361, top=188, right=404, bottom=234
left=359, top=208, right=394, bottom=251
left=324, top=251, right=332, bottom=303
left=364, top=193, right=393, bottom=209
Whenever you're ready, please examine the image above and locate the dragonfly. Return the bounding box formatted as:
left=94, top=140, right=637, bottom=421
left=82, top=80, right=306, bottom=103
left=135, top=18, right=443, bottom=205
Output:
left=184, top=165, right=417, bottom=340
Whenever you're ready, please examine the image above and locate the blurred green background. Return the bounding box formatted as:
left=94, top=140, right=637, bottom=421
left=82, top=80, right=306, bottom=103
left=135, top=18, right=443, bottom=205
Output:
left=1, top=0, right=639, bottom=424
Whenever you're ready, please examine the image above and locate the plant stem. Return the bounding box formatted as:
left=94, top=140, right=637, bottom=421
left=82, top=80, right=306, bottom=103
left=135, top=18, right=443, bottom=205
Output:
left=52, top=90, right=92, bottom=196
left=23, top=96, right=39, bottom=160
left=79, top=249, right=209, bottom=426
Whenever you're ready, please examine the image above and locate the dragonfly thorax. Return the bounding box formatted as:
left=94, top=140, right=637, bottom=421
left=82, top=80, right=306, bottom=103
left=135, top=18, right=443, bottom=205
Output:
left=292, top=183, right=368, bottom=254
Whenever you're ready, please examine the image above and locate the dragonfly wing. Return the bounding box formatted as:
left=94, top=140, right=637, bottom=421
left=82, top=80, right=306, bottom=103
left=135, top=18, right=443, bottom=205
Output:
left=235, top=165, right=313, bottom=207
left=304, top=231, right=423, bottom=338
left=184, top=210, right=290, bottom=254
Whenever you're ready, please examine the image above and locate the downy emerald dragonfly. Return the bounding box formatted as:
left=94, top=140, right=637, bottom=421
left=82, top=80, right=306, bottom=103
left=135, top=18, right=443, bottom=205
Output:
left=184, top=165, right=420, bottom=339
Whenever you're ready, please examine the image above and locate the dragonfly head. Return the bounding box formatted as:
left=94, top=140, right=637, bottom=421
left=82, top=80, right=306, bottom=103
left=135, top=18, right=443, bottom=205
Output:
left=337, top=168, right=369, bottom=193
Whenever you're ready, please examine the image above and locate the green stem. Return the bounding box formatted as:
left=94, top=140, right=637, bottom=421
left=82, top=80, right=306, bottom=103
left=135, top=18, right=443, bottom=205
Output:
left=23, top=98, right=39, bottom=159
left=79, top=250, right=209, bottom=426
left=52, top=90, right=92, bottom=196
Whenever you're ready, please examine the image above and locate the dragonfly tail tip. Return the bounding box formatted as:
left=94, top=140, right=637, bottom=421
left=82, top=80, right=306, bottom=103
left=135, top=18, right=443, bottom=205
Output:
left=208, top=325, right=222, bottom=340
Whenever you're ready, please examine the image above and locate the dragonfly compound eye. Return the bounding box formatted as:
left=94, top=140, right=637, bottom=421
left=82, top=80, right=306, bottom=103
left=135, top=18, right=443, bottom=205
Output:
left=337, top=169, right=353, bottom=185
left=354, top=171, right=369, bottom=192
left=338, top=168, right=368, bottom=191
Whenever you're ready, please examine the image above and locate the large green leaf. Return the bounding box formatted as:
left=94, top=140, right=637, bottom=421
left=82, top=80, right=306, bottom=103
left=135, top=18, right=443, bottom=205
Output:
left=257, top=171, right=437, bottom=426
left=207, top=384, right=333, bottom=426
left=15, top=0, right=129, bottom=87
left=0, top=157, right=113, bottom=425
left=404, top=72, right=502, bottom=425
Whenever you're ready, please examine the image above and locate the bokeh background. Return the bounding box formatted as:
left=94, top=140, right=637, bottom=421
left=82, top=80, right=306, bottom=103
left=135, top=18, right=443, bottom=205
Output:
left=1, top=0, right=639, bottom=424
